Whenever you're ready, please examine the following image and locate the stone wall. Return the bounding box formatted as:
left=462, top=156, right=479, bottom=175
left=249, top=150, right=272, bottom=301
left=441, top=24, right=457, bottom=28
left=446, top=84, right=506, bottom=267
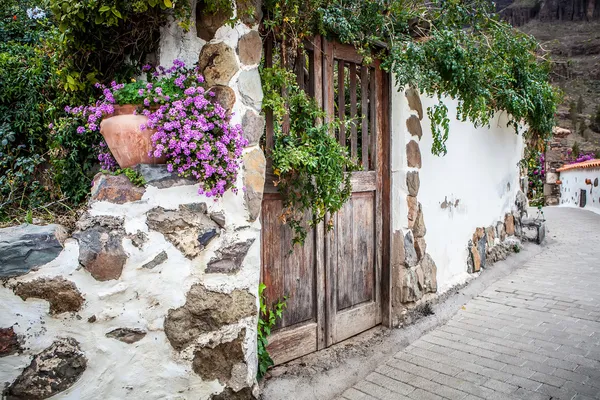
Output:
left=0, top=2, right=265, bottom=399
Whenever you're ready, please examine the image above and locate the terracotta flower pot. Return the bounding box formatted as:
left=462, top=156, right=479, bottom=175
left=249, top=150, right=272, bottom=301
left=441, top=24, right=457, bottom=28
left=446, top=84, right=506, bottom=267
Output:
left=555, top=180, right=562, bottom=185
left=99, top=104, right=166, bottom=169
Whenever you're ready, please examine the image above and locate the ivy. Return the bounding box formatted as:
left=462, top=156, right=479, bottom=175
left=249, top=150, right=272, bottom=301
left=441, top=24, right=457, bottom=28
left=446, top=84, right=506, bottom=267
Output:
left=262, top=0, right=560, bottom=156
left=257, top=283, right=286, bottom=380
left=262, top=66, right=358, bottom=245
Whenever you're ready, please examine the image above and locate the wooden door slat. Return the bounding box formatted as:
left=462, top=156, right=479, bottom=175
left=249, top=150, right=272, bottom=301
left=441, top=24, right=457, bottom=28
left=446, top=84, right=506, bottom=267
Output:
left=361, top=66, right=369, bottom=170
left=337, top=59, right=346, bottom=147
left=349, top=63, right=358, bottom=160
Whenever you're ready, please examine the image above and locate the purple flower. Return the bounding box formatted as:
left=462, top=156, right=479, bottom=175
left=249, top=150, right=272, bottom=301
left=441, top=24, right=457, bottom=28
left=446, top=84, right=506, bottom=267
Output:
left=76, top=126, right=86, bottom=134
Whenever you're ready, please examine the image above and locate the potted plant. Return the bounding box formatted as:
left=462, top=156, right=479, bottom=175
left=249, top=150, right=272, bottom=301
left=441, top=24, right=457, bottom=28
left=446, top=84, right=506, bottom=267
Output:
left=66, top=60, right=246, bottom=197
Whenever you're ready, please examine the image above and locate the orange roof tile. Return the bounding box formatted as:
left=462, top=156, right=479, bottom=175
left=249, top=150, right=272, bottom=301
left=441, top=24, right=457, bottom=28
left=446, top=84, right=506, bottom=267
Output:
left=557, top=159, right=600, bottom=172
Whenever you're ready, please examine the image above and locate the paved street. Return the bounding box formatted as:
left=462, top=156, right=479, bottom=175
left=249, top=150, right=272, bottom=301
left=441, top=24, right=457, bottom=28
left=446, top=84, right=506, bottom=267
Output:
left=340, top=207, right=600, bottom=400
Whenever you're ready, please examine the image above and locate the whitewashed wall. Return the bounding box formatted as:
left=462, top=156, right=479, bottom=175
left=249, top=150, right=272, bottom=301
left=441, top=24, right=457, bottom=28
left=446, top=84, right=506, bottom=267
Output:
left=391, top=85, right=525, bottom=296
left=559, top=167, right=600, bottom=215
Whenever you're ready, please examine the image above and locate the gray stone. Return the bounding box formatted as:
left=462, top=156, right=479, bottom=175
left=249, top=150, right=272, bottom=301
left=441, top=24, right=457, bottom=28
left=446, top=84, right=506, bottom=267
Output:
left=487, top=242, right=509, bottom=264
left=401, top=267, right=423, bottom=303
left=238, top=69, right=263, bottom=110
left=407, top=195, right=418, bottom=229
left=406, top=171, right=420, bottom=197
left=243, top=149, right=266, bottom=222
left=146, top=204, right=220, bottom=259
left=0, top=224, right=66, bottom=278
left=128, top=231, right=148, bottom=248
left=6, top=338, right=86, bottom=399
left=406, top=115, right=423, bottom=139
left=164, top=284, right=256, bottom=351
left=404, top=231, right=418, bottom=268
left=192, top=329, right=245, bottom=384
left=206, top=239, right=255, bottom=274
left=242, top=109, right=265, bottom=147
left=412, top=203, right=427, bottom=238
left=406, top=140, right=422, bottom=168
left=141, top=251, right=168, bottom=269
left=198, top=42, right=239, bottom=87
left=496, top=221, right=506, bottom=241
left=0, top=327, right=20, bottom=357
left=134, top=164, right=197, bottom=189
left=211, top=387, right=255, bottom=400
left=477, top=233, right=487, bottom=269
left=210, top=212, right=226, bottom=228
left=73, top=216, right=127, bottom=281
left=196, top=0, right=232, bottom=41
left=238, top=30, right=262, bottom=65
left=106, top=328, right=146, bottom=344
left=421, top=253, right=438, bottom=293
left=522, top=218, right=547, bottom=245
left=14, top=278, right=84, bottom=315
left=209, top=85, right=237, bottom=112
left=405, top=87, right=423, bottom=120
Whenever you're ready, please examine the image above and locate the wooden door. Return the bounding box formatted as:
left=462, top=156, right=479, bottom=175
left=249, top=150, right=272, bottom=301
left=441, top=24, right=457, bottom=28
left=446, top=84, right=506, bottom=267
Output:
left=261, top=36, right=389, bottom=364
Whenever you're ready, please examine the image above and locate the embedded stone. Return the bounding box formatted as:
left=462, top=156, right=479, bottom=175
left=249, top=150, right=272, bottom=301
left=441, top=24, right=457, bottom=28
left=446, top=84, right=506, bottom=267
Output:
left=163, top=284, right=256, bottom=351
left=485, top=226, right=495, bottom=248
left=134, top=164, right=197, bottom=189
left=209, top=85, right=236, bottom=112
left=211, top=387, right=255, bottom=400
left=141, top=251, right=168, bottom=269
left=0, top=224, right=66, bottom=278
left=238, top=30, right=262, bottom=65
left=469, top=242, right=481, bottom=273
left=198, top=42, right=239, bottom=87
left=5, top=338, right=86, bottom=399
left=210, top=212, right=226, bottom=228
left=405, top=87, right=423, bottom=120
left=505, top=214, right=515, bottom=236
left=496, top=221, right=506, bottom=242
left=522, top=218, right=546, bottom=244
left=106, top=328, right=146, bottom=344
left=415, top=264, right=425, bottom=291
left=487, top=242, right=509, bottom=264
left=128, top=231, right=149, bottom=249
left=401, top=267, right=423, bottom=303
left=196, top=0, right=232, bottom=41
left=14, top=278, right=84, bottom=315
left=406, top=140, right=422, bottom=168
left=421, top=253, right=438, bottom=293
left=243, top=149, right=266, bottom=222
left=238, top=69, right=263, bottom=110
left=192, top=329, right=245, bottom=384
left=477, top=234, right=487, bottom=269
left=237, top=0, right=262, bottom=26
left=242, top=109, right=265, bottom=147
left=412, top=203, right=427, bottom=238
left=90, top=173, right=145, bottom=204
left=206, top=239, right=255, bottom=274
left=472, top=227, right=485, bottom=243
left=0, top=327, right=20, bottom=357
left=414, top=237, right=427, bottom=261
left=406, top=171, right=420, bottom=197
left=407, top=196, right=418, bottom=229
left=146, top=203, right=219, bottom=259
left=404, top=231, right=418, bottom=268
left=73, top=216, right=127, bottom=281
left=406, top=115, right=423, bottom=140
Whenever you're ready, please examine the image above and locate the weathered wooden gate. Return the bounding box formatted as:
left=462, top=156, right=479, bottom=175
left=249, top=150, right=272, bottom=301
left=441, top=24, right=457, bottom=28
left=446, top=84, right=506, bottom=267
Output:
left=261, top=36, right=390, bottom=365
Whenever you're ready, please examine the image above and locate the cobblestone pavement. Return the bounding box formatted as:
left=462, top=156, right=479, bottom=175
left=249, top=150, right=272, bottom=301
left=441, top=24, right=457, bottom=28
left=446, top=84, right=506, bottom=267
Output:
left=340, top=207, right=600, bottom=400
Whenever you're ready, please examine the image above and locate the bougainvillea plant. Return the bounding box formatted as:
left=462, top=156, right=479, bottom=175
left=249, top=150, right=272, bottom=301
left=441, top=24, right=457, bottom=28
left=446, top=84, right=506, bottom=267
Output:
left=64, top=60, right=246, bottom=198
left=523, top=149, right=545, bottom=206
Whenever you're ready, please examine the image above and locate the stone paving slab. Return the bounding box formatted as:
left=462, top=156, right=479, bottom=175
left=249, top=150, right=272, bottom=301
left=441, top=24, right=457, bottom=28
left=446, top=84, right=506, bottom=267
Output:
left=339, top=207, right=600, bottom=400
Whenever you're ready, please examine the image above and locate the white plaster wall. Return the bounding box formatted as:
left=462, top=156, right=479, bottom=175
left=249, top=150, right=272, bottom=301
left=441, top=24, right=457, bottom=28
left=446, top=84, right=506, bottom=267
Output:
left=391, top=87, right=524, bottom=292
left=559, top=167, right=600, bottom=215
left=0, top=183, right=260, bottom=399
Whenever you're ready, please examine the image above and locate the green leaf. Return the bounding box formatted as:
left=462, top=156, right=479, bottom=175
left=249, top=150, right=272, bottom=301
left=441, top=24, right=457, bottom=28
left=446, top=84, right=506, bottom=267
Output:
left=164, top=0, right=173, bottom=8
left=99, top=5, right=111, bottom=12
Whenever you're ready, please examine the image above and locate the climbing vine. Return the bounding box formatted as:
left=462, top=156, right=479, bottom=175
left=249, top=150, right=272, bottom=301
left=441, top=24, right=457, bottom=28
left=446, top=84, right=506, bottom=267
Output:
left=262, top=66, right=358, bottom=245
left=261, top=0, right=559, bottom=155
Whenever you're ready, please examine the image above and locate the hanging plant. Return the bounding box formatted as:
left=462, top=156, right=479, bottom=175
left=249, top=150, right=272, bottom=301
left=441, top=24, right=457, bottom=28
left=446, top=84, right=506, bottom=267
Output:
left=262, top=67, right=358, bottom=246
